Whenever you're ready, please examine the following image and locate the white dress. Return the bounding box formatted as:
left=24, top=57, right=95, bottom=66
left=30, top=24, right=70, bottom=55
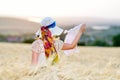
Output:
left=31, top=39, right=63, bottom=66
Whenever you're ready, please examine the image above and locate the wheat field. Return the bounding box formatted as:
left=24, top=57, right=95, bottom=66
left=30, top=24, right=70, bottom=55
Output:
left=0, top=42, right=120, bottom=80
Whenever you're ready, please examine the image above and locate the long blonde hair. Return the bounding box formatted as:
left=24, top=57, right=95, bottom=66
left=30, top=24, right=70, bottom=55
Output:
left=41, top=26, right=59, bottom=64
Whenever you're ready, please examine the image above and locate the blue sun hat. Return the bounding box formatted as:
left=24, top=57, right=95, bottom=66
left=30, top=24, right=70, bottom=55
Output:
left=35, top=17, right=64, bottom=38
left=40, top=17, right=56, bottom=28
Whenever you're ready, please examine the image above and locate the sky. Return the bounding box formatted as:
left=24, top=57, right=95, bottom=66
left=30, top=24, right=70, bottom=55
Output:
left=0, top=0, right=120, bottom=20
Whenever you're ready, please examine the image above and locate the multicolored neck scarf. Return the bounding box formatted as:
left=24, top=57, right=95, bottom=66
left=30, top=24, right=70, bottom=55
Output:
left=41, top=26, right=59, bottom=65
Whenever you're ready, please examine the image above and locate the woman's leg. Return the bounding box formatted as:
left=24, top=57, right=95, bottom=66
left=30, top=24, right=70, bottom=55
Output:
left=31, top=51, right=39, bottom=65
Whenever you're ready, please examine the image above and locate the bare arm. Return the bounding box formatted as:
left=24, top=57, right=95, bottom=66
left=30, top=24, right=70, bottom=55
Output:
left=62, top=24, right=86, bottom=50
left=31, top=51, right=39, bottom=65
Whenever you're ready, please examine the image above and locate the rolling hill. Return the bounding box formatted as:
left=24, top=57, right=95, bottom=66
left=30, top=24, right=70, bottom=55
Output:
left=0, top=16, right=120, bottom=35
left=0, top=17, right=39, bottom=35
left=0, top=16, right=120, bottom=44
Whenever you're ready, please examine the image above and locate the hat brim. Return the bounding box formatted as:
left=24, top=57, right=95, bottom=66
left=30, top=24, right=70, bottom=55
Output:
left=49, top=26, right=63, bottom=36
left=35, top=26, right=63, bottom=38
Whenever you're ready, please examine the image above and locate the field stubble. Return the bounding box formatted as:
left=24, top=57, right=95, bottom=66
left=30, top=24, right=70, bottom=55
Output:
left=0, top=42, right=120, bottom=80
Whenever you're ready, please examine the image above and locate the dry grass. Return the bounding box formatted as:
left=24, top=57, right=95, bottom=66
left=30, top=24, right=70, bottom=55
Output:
left=0, top=42, right=120, bottom=80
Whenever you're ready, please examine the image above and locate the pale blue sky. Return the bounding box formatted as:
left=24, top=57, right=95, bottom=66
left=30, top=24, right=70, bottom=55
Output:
left=0, top=0, right=120, bottom=19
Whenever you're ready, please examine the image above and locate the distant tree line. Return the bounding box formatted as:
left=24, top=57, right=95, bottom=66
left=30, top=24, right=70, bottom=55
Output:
left=78, top=33, right=120, bottom=47
left=0, top=33, right=120, bottom=47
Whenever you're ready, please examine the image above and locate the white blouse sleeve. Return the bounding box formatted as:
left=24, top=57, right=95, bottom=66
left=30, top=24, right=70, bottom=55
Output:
left=31, top=39, right=44, bottom=54
left=54, top=40, right=64, bottom=51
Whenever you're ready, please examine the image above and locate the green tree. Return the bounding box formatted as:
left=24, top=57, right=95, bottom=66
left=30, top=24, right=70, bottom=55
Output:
left=93, top=40, right=109, bottom=47
left=23, top=38, right=34, bottom=43
left=113, top=34, right=120, bottom=46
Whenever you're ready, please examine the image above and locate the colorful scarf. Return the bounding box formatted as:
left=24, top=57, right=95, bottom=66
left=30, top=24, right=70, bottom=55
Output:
left=41, top=26, right=59, bottom=65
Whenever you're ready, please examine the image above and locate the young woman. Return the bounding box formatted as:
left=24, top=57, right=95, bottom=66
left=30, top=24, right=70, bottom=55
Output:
left=31, top=17, right=86, bottom=67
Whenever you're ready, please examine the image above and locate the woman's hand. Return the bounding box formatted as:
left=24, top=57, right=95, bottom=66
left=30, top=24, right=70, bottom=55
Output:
left=80, top=24, right=86, bottom=33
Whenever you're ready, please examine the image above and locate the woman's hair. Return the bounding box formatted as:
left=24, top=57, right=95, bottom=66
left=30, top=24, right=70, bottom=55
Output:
left=41, top=26, right=59, bottom=64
